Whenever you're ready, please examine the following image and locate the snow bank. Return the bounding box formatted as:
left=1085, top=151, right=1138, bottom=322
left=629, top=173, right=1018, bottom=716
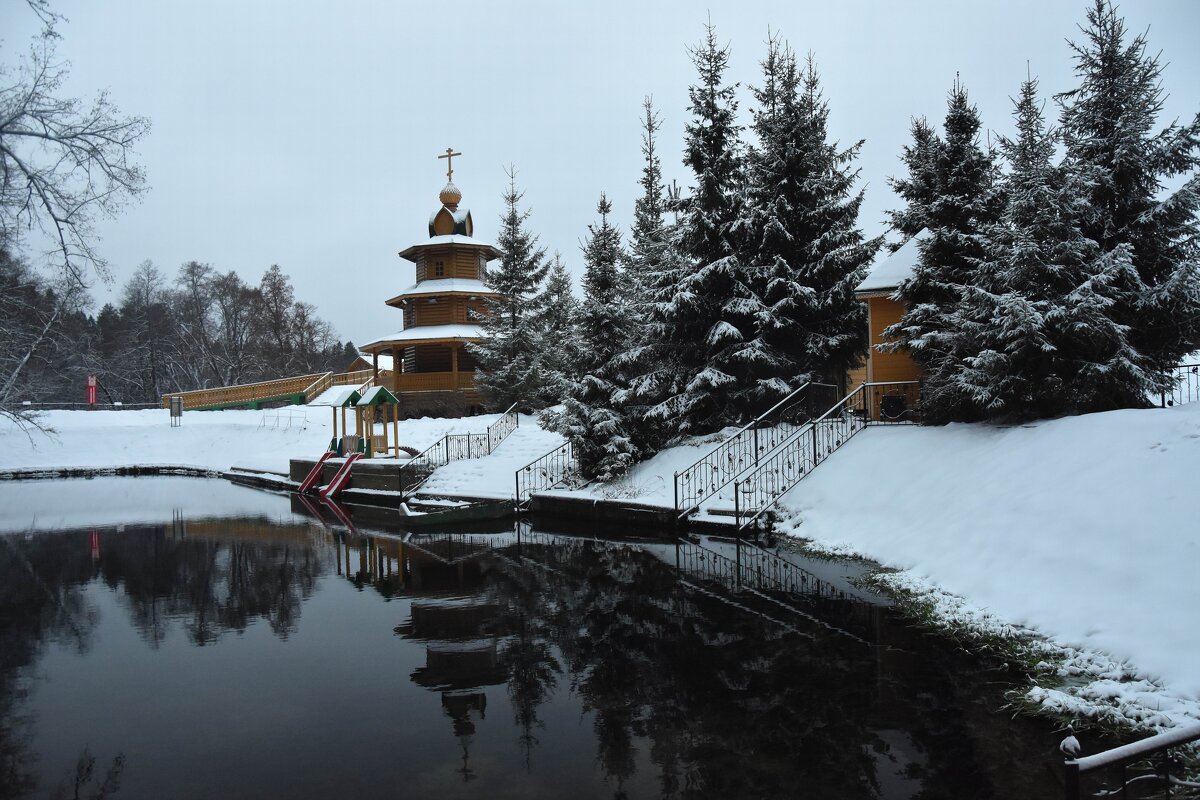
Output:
left=0, top=408, right=500, bottom=474
left=773, top=404, right=1200, bottom=727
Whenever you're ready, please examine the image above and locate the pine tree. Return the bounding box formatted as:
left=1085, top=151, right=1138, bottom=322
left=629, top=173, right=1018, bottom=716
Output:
left=551, top=195, right=640, bottom=481
left=535, top=252, right=582, bottom=405
left=469, top=168, right=552, bottom=411
left=1057, top=0, right=1200, bottom=380
left=886, top=78, right=1004, bottom=422
left=954, top=76, right=1154, bottom=418
left=740, top=44, right=878, bottom=407
left=648, top=22, right=757, bottom=435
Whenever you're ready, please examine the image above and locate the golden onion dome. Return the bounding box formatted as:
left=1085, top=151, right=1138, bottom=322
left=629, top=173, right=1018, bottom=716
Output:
left=439, top=181, right=462, bottom=209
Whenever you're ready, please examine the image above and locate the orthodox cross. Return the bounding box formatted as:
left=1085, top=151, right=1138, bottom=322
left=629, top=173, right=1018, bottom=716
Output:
left=438, top=148, right=462, bottom=182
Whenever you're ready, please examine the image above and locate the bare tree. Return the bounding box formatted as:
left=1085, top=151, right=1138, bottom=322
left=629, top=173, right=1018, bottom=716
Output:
left=0, top=6, right=149, bottom=426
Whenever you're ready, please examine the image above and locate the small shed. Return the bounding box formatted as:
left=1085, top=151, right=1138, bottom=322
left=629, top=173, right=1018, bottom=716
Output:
left=849, top=230, right=927, bottom=388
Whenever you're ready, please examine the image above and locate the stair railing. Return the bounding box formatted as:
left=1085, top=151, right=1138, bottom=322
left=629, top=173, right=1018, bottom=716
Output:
left=732, top=381, right=921, bottom=529
left=673, top=381, right=840, bottom=518
left=515, top=441, right=576, bottom=507
left=487, top=402, right=520, bottom=450
left=399, top=402, right=521, bottom=496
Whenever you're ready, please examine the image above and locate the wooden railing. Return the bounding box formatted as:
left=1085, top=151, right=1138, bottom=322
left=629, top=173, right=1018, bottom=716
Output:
left=161, top=372, right=331, bottom=411
left=332, top=369, right=374, bottom=387
left=395, top=371, right=475, bottom=392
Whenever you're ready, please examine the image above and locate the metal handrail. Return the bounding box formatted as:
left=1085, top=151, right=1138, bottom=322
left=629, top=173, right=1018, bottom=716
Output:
left=732, top=381, right=921, bottom=529
left=487, top=402, right=520, bottom=451
left=673, top=381, right=840, bottom=518
left=1161, top=363, right=1199, bottom=408
left=1064, top=722, right=1200, bottom=799
left=515, top=441, right=576, bottom=507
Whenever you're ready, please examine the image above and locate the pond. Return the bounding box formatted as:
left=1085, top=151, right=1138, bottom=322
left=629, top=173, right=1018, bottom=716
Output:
left=0, top=477, right=1069, bottom=799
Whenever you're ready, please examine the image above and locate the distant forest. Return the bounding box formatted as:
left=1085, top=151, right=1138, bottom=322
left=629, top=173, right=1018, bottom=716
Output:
left=0, top=249, right=356, bottom=406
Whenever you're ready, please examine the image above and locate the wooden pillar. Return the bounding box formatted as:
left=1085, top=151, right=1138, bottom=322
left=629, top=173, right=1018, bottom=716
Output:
left=341, top=407, right=347, bottom=440
left=372, top=351, right=379, bottom=385
left=331, top=407, right=336, bottom=445
left=355, top=406, right=362, bottom=438
left=392, top=350, right=401, bottom=391
left=392, top=404, right=399, bottom=459
left=451, top=344, right=459, bottom=387
left=381, top=404, right=388, bottom=457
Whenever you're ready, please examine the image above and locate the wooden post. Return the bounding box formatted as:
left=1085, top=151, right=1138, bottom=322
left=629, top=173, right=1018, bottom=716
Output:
left=451, top=343, right=459, bottom=388
left=392, top=403, right=399, bottom=459
left=381, top=403, right=388, bottom=457
left=372, top=351, right=379, bottom=385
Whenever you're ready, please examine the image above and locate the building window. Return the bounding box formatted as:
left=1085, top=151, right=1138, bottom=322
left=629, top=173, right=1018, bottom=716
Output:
left=434, top=260, right=445, bottom=277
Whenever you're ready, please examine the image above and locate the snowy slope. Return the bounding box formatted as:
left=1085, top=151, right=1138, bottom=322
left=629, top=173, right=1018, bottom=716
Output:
left=773, top=404, right=1200, bottom=726
left=0, top=408, right=499, bottom=474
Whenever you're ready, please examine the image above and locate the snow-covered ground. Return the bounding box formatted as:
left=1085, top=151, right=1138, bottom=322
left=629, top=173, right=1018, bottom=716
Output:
left=0, top=408, right=500, bottom=474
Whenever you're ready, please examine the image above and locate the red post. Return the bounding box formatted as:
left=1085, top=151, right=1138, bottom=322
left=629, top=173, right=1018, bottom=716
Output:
left=86, top=375, right=97, bottom=407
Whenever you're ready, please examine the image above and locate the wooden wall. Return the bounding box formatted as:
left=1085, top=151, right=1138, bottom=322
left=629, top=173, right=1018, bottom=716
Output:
left=865, top=296, right=922, bottom=383
left=411, top=296, right=484, bottom=326
left=415, top=247, right=485, bottom=282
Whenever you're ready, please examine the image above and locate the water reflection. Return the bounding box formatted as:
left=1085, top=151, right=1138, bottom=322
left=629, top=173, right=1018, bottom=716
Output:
left=0, top=490, right=1073, bottom=799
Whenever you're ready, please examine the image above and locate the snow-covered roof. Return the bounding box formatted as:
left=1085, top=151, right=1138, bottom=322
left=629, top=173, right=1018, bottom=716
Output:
left=357, top=386, right=399, bottom=406
left=362, top=323, right=487, bottom=349
left=387, top=278, right=497, bottom=302
left=308, top=386, right=361, bottom=407
left=856, top=229, right=928, bottom=294
left=397, top=235, right=502, bottom=262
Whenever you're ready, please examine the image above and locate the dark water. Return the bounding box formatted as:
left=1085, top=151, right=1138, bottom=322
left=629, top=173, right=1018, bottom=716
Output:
left=0, top=478, right=1070, bottom=799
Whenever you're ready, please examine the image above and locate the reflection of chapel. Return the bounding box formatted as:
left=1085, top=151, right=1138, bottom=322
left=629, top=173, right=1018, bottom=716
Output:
left=359, top=149, right=502, bottom=415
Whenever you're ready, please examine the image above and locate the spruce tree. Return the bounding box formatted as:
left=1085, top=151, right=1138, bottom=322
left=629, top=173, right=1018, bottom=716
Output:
left=551, top=195, right=639, bottom=481
left=618, top=98, right=688, bottom=452
left=626, top=97, right=670, bottom=309
left=886, top=79, right=1004, bottom=422
left=741, top=44, right=878, bottom=406
left=535, top=252, right=582, bottom=405
left=887, top=117, right=941, bottom=247
left=955, top=76, right=1154, bottom=418
left=650, top=22, right=758, bottom=434
left=470, top=168, right=551, bottom=411
left=1057, top=0, right=1200, bottom=380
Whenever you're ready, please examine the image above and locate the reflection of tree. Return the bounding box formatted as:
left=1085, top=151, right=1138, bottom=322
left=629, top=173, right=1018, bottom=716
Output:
left=491, top=564, right=561, bottom=770
left=97, top=524, right=327, bottom=646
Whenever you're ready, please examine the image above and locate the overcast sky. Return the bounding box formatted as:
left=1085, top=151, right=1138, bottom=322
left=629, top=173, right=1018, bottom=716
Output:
left=3, top=0, right=1199, bottom=348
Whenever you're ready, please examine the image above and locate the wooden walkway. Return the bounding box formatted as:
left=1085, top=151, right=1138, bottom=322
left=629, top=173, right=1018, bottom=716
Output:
left=161, top=369, right=376, bottom=411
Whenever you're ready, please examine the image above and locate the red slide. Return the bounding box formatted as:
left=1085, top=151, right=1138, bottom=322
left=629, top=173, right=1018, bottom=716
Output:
left=298, top=451, right=335, bottom=495
left=320, top=453, right=362, bottom=501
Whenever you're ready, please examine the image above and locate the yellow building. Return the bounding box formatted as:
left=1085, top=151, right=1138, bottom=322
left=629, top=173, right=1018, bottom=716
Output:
left=360, top=150, right=502, bottom=415
left=849, top=231, right=926, bottom=389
